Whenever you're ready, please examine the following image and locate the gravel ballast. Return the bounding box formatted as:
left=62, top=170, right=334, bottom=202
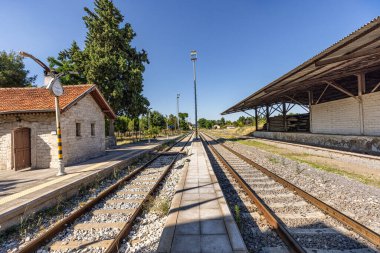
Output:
left=224, top=140, right=380, bottom=234
left=121, top=154, right=188, bottom=253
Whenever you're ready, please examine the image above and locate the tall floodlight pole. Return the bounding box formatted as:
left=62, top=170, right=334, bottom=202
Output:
left=176, top=93, right=180, bottom=132
left=165, top=115, right=169, bottom=139
left=19, top=51, right=72, bottom=176
left=147, top=107, right=152, bottom=143
left=190, top=50, right=198, bottom=139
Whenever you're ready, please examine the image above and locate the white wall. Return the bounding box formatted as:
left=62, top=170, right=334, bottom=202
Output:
left=363, top=92, right=380, bottom=135
left=311, top=91, right=380, bottom=136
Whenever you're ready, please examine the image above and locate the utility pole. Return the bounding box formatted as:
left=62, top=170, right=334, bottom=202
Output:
left=177, top=93, right=180, bottom=132
left=190, top=50, right=198, bottom=139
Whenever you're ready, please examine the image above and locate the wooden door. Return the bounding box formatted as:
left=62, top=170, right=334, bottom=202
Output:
left=13, top=128, right=31, bottom=170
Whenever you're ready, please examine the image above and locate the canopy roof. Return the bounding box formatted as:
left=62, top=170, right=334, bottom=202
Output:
left=222, top=17, right=380, bottom=115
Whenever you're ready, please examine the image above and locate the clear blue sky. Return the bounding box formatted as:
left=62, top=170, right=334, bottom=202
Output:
left=0, top=1, right=379, bottom=121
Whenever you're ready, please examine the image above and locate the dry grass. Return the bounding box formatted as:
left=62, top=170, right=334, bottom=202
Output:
left=204, top=126, right=256, bottom=139
left=143, top=195, right=171, bottom=217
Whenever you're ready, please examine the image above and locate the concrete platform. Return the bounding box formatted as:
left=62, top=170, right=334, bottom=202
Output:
left=253, top=131, right=380, bottom=155
left=158, top=140, right=247, bottom=253
left=0, top=137, right=177, bottom=231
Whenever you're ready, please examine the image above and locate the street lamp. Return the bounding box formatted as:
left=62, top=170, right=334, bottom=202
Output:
left=165, top=114, right=169, bottom=139
left=147, top=107, right=152, bottom=143
left=176, top=93, right=180, bottom=132
left=19, top=51, right=69, bottom=176
left=190, top=50, right=198, bottom=139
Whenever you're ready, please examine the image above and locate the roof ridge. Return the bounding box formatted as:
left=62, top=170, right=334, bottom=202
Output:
left=0, top=84, right=94, bottom=90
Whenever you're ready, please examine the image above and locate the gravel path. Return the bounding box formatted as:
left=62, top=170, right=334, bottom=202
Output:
left=224, top=139, right=380, bottom=234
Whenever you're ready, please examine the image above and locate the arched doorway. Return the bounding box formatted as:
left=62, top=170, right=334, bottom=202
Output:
left=13, top=128, right=31, bottom=170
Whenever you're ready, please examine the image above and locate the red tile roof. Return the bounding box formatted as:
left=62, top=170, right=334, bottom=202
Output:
left=0, top=84, right=116, bottom=119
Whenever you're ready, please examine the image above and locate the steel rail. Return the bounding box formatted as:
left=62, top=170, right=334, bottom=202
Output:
left=202, top=132, right=380, bottom=248
left=17, top=132, right=192, bottom=253
left=200, top=133, right=306, bottom=253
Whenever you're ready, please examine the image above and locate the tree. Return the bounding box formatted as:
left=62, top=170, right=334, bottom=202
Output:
left=220, top=117, right=226, bottom=126
left=235, top=116, right=246, bottom=127
left=115, top=116, right=130, bottom=133
left=0, top=51, right=36, bottom=87
left=178, top=112, right=189, bottom=130
left=167, top=114, right=178, bottom=130
left=47, top=42, right=87, bottom=85
left=48, top=0, right=149, bottom=119
left=150, top=110, right=166, bottom=129
left=198, top=118, right=208, bottom=128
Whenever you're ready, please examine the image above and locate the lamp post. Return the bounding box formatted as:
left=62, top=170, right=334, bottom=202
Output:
left=165, top=114, right=169, bottom=139
left=190, top=50, right=198, bottom=139
left=19, top=51, right=67, bottom=176
left=176, top=93, right=180, bottom=132
left=147, top=107, right=152, bottom=143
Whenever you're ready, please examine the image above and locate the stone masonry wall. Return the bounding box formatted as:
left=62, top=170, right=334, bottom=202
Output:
left=311, top=91, right=380, bottom=136
left=60, top=95, right=106, bottom=166
left=253, top=131, right=380, bottom=155
left=0, top=113, right=56, bottom=170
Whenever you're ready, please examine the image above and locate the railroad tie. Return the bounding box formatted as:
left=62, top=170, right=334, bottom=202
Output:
left=259, top=193, right=295, bottom=199
left=49, top=239, right=113, bottom=250
left=92, top=209, right=136, bottom=215
left=133, top=179, right=157, bottom=183
left=116, top=190, right=150, bottom=195
left=105, top=198, right=144, bottom=204
left=251, top=181, right=277, bottom=185
left=74, top=222, right=127, bottom=230
left=269, top=201, right=307, bottom=208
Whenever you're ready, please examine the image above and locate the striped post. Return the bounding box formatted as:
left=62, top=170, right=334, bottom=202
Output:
left=57, top=127, right=63, bottom=160
left=55, top=96, right=65, bottom=176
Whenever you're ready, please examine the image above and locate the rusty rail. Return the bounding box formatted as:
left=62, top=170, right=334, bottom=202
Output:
left=202, top=132, right=380, bottom=248
left=17, top=132, right=192, bottom=253
left=200, top=133, right=305, bottom=253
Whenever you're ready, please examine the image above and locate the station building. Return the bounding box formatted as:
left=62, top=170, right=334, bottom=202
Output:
left=222, top=17, right=380, bottom=155
left=0, top=84, right=116, bottom=170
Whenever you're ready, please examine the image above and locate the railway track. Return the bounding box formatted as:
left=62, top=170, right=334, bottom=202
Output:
left=200, top=132, right=380, bottom=253
left=17, top=133, right=193, bottom=253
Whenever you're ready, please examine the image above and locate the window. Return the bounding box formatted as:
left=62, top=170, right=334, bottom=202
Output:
left=76, top=123, right=81, bottom=137
left=91, top=123, right=95, bottom=136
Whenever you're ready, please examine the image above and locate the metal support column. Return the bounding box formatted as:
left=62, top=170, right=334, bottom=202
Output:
left=266, top=105, right=270, bottom=131
left=308, top=91, right=313, bottom=133
left=255, top=107, right=258, bottom=131
left=357, top=73, right=365, bottom=135
left=282, top=102, right=287, bottom=132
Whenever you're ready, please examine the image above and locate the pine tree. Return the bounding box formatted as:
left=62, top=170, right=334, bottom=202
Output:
left=0, top=51, right=36, bottom=87
left=48, top=0, right=149, bottom=118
